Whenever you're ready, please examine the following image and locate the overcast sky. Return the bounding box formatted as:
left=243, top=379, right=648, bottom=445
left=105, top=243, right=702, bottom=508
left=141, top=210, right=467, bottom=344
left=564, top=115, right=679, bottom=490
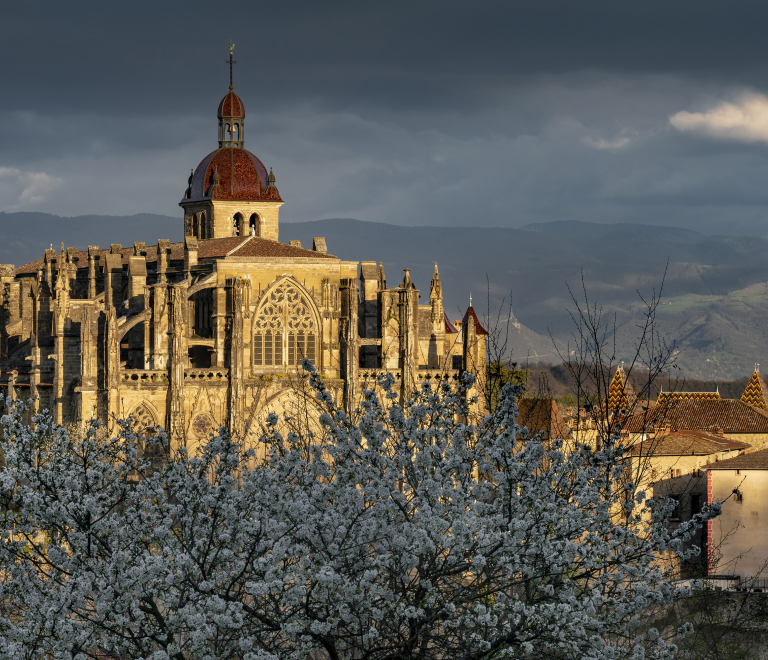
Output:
left=3, top=0, right=768, bottom=234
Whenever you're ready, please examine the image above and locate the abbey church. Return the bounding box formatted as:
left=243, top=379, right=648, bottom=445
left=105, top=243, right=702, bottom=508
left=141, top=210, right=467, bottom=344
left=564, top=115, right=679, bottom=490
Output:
left=0, top=63, right=487, bottom=446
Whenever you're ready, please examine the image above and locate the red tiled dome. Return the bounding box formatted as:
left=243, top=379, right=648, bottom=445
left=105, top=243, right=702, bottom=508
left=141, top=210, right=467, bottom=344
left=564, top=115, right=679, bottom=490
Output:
left=186, top=148, right=282, bottom=202
left=217, top=90, right=245, bottom=118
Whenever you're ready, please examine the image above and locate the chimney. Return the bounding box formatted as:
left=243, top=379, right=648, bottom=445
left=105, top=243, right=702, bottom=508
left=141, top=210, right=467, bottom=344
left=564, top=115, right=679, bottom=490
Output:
left=312, top=237, right=327, bottom=254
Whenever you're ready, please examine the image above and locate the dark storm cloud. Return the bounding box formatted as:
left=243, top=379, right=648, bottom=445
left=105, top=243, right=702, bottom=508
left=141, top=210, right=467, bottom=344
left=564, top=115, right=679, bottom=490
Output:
left=3, top=0, right=768, bottom=233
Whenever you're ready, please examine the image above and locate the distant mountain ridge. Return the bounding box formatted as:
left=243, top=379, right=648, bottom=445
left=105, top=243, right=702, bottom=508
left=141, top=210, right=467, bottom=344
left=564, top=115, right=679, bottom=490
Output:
left=519, top=220, right=721, bottom=244
left=3, top=212, right=768, bottom=379
left=0, top=211, right=180, bottom=268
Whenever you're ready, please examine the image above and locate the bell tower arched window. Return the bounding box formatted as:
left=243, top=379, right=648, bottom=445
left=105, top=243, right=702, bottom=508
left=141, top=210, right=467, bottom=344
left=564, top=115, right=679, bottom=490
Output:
left=249, top=213, right=260, bottom=236
left=253, top=279, right=317, bottom=368
left=234, top=212, right=244, bottom=236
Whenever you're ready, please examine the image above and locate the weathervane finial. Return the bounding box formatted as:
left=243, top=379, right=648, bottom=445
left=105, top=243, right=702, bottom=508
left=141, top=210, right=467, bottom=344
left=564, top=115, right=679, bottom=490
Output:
left=227, top=41, right=236, bottom=90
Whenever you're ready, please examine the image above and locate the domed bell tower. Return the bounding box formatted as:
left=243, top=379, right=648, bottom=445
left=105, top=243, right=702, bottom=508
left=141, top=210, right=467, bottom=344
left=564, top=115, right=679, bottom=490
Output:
left=180, top=44, right=284, bottom=242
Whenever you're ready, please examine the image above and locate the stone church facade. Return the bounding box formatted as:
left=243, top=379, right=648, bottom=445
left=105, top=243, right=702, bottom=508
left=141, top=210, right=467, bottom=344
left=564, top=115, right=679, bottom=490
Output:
left=0, top=75, right=487, bottom=448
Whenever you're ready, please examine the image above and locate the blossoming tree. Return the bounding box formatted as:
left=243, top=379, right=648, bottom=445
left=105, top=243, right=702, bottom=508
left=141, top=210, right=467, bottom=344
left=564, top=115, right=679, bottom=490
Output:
left=0, top=364, right=714, bottom=660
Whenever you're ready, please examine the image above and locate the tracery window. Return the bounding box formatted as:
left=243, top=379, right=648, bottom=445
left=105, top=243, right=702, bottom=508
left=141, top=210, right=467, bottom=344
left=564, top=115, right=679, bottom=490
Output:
left=253, top=279, right=317, bottom=368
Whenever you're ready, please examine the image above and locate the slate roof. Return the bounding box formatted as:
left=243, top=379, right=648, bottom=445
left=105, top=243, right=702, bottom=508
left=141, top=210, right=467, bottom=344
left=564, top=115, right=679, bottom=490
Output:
left=517, top=398, right=571, bottom=440
left=623, top=399, right=768, bottom=434
left=741, top=370, right=768, bottom=410
left=14, top=237, right=337, bottom=275
left=657, top=391, right=721, bottom=405
left=707, top=448, right=768, bottom=470
left=629, top=429, right=750, bottom=456
left=462, top=306, right=488, bottom=336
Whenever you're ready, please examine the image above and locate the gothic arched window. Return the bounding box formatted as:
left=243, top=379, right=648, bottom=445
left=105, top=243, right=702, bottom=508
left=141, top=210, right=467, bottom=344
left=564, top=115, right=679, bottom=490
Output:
left=253, top=279, right=317, bottom=368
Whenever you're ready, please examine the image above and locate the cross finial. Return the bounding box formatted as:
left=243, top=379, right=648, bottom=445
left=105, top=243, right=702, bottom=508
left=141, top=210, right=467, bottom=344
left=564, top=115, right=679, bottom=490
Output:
left=227, top=41, right=236, bottom=90
left=469, top=292, right=472, bottom=307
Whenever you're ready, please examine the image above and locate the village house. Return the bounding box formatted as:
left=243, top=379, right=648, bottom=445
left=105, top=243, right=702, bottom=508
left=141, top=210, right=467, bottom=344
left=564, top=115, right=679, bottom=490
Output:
left=707, top=449, right=768, bottom=580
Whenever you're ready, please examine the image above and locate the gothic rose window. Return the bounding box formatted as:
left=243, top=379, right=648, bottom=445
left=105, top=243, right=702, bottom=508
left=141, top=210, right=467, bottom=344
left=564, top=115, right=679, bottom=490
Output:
left=253, top=279, right=317, bottom=367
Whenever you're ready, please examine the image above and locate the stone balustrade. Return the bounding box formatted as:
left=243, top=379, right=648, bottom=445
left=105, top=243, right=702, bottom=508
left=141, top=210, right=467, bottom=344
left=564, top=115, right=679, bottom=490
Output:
left=120, top=370, right=167, bottom=384
left=184, top=368, right=229, bottom=382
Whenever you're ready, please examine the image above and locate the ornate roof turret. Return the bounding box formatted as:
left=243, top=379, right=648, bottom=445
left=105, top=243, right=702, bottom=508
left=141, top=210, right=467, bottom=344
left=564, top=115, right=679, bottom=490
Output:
left=217, top=43, right=245, bottom=148
left=604, top=365, right=636, bottom=416
left=462, top=302, right=488, bottom=336
left=741, top=365, right=768, bottom=410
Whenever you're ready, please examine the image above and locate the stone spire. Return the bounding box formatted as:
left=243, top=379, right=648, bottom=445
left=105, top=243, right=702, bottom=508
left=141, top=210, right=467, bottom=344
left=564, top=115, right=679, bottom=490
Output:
left=429, top=262, right=442, bottom=300
left=430, top=263, right=444, bottom=327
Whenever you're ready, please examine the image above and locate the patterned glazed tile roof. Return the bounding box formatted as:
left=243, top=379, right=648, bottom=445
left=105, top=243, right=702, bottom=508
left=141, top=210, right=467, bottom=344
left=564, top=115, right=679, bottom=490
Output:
left=707, top=448, right=768, bottom=470
left=623, top=399, right=768, bottom=434
left=444, top=312, right=458, bottom=334
left=217, top=90, right=245, bottom=118
left=656, top=391, right=721, bottom=405
left=14, top=237, right=336, bottom=275
left=605, top=367, right=636, bottom=415
left=186, top=148, right=282, bottom=202
left=517, top=398, right=571, bottom=440
left=740, top=370, right=768, bottom=410
left=629, top=429, right=750, bottom=456
left=462, top=306, right=488, bottom=336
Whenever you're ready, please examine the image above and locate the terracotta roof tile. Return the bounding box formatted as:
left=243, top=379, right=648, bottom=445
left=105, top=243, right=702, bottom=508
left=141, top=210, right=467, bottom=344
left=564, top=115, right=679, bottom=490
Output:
left=624, top=399, right=768, bottom=434
left=186, top=148, right=282, bottom=202
left=217, top=90, right=245, bottom=118
left=629, top=429, right=750, bottom=456
left=517, top=398, right=571, bottom=440
left=741, top=370, right=768, bottom=410
left=227, top=236, right=337, bottom=259
left=707, top=448, right=768, bottom=470
left=197, top=236, right=247, bottom=258
left=657, top=391, right=720, bottom=405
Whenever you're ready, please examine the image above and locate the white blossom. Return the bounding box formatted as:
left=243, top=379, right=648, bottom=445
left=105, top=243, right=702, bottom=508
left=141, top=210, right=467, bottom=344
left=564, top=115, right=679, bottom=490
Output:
left=0, top=371, right=714, bottom=659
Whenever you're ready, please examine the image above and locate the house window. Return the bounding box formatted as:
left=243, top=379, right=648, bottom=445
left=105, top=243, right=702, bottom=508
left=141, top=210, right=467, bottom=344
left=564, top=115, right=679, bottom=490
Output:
left=253, top=279, right=317, bottom=368
left=671, top=497, right=680, bottom=521
left=691, top=494, right=701, bottom=516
